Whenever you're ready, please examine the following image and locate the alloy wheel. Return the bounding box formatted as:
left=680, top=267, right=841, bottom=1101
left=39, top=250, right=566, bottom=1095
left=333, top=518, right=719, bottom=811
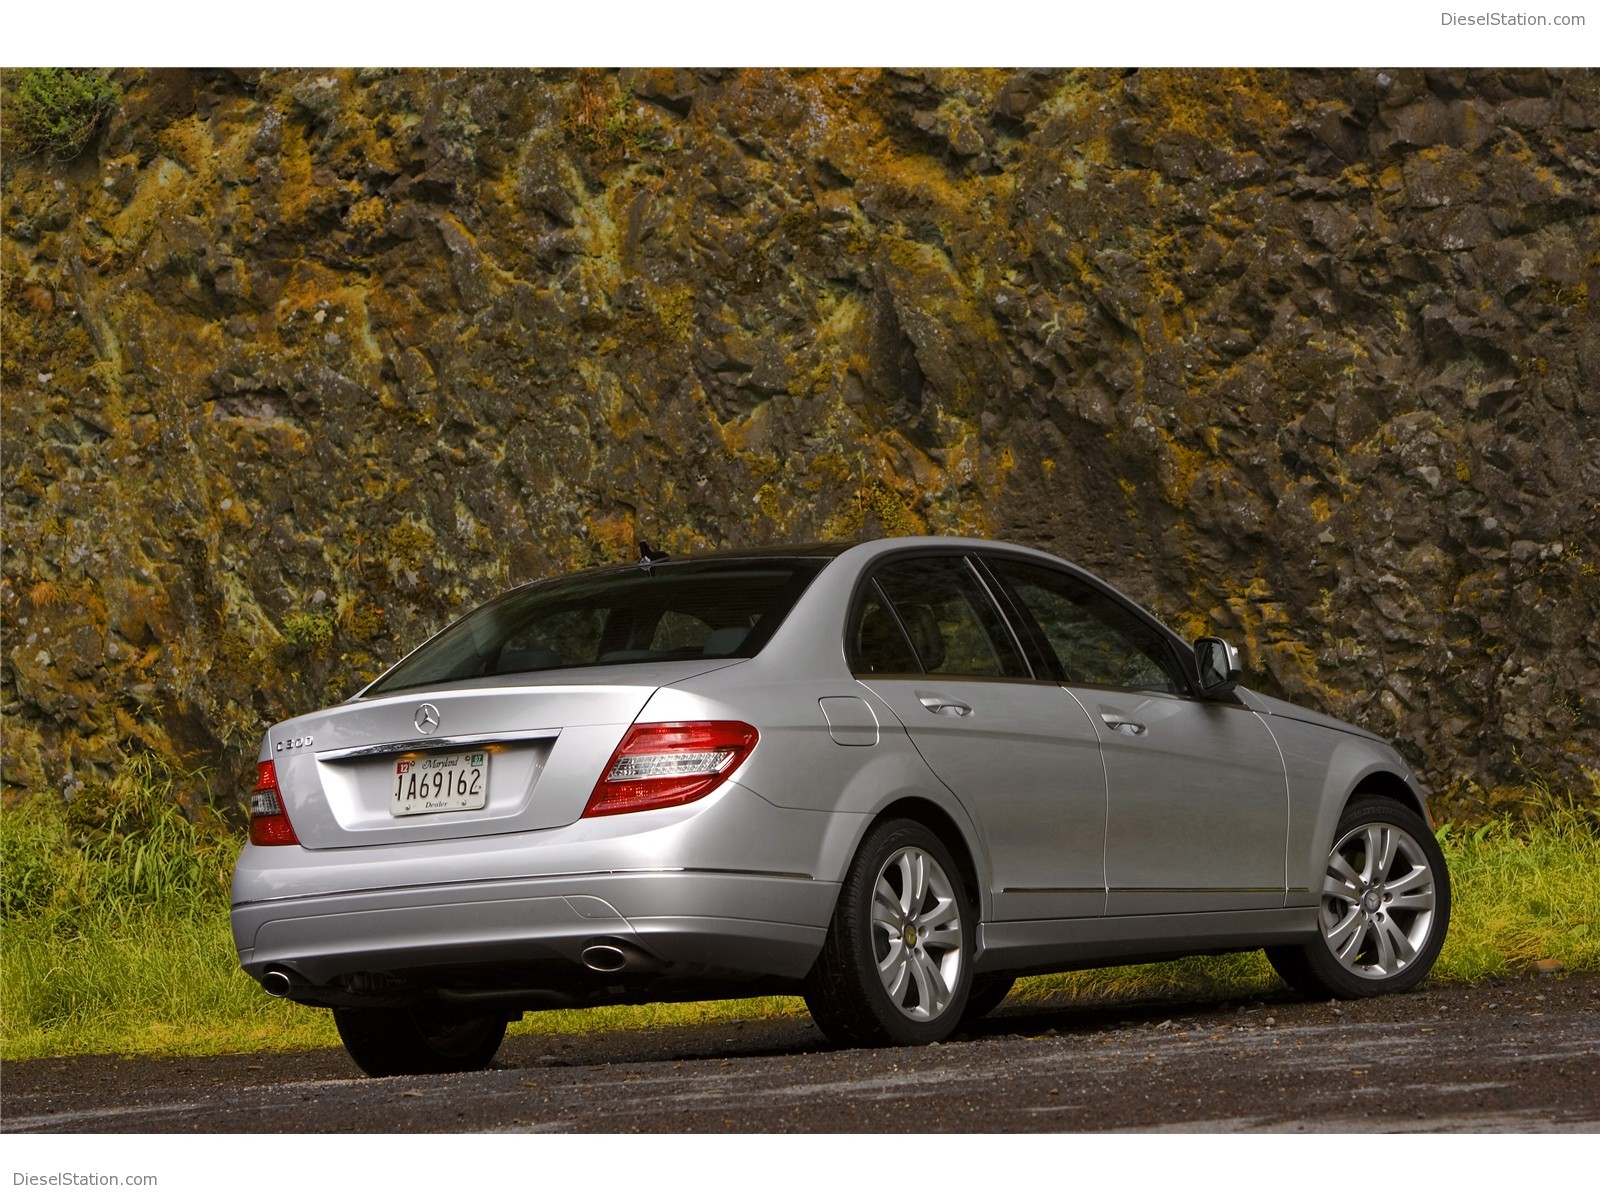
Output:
left=869, top=845, right=964, bottom=1021
left=1319, top=820, right=1439, bottom=978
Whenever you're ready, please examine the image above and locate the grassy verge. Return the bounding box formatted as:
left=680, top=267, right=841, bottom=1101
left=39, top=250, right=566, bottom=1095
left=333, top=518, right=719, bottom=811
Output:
left=3, top=765, right=1595, bottom=1061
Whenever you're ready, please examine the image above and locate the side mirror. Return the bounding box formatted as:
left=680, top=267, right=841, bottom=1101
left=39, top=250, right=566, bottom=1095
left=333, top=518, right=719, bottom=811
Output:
left=1194, top=637, right=1242, bottom=698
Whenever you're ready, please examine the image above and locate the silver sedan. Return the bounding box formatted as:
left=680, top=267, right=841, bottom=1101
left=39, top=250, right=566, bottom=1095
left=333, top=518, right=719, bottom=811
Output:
left=232, top=537, right=1450, bottom=1074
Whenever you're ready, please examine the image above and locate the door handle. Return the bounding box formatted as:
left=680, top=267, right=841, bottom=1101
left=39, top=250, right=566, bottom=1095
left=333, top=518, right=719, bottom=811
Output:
left=1101, top=713, right=1146, bottom=735
left=918, top=694, right=973, bottom=717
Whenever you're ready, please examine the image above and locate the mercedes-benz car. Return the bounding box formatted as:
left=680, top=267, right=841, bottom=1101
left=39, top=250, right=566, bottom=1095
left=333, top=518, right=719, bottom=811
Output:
left=232, top=536, right=1450, bottom=1075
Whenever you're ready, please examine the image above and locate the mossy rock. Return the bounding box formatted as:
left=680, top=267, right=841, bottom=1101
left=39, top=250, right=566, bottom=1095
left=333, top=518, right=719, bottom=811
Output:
left=5, top=68, right=119, bottom=160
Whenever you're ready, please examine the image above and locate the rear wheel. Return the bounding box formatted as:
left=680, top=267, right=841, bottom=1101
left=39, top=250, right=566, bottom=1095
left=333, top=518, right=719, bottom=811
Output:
left=333, top=1005, right=507, bottom=1077
left=1268, top=795, right=1450, bottom=1000
left=805, top=819, right=973, bottom=1046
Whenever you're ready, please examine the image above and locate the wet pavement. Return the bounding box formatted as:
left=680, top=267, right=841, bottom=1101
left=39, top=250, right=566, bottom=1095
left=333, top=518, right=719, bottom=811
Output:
left=4, top=971, right=1597, bottom=1133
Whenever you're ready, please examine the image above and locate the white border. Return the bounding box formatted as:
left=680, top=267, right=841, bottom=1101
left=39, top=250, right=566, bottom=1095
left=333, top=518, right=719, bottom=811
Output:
left=1, top=1131, right=1593, bottom=1197
left=2, top=1, right=1596, bottom=67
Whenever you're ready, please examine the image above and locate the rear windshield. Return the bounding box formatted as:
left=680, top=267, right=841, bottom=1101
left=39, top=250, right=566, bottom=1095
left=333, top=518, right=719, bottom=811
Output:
left=366, top=558, right=825, bottom=695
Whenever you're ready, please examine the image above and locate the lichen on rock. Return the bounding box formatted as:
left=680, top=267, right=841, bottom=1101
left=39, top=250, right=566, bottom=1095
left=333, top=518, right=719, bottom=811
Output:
left=2, top=67, right=1597, bottom=823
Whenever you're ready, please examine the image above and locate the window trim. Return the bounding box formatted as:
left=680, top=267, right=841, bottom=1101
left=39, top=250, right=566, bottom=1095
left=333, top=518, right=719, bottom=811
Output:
left=972, top=552, right=1201, bottom=697
left=843, top=548, right=1035, bottom=681
left=364, top=556, right=827, bottom=696
left=854, top=578, right=927, bottom=675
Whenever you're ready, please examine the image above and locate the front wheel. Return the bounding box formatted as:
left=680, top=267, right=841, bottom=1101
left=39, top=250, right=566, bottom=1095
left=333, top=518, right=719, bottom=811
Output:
left=804, top=819, right=973, bottom=1047
left=1268, top=795, right=1450, bottom=1000
left=333, top=1005, right=507, bottom=1077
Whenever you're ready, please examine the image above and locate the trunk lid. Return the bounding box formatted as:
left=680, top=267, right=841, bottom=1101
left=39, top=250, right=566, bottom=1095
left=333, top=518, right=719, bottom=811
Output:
left=267, top=662, right=731, bottom=849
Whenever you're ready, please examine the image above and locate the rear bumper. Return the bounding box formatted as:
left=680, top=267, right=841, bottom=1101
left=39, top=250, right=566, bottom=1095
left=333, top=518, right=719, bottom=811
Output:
left=232, top=868, right=837, bottom=987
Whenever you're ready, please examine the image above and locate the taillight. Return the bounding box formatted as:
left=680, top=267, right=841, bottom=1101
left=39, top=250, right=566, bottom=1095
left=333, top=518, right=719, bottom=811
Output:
left=583, top=721, right=759, bottom=818
left=249, top=759, right=300, bottom=846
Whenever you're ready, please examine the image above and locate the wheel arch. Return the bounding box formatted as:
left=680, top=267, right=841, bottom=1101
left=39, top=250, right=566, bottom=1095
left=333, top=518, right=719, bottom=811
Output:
left=1282, top=717, right=1434, bottom=897
left=861, top=796, right=985, bottom=919
left=1350, top=769, right=1432, bottom=829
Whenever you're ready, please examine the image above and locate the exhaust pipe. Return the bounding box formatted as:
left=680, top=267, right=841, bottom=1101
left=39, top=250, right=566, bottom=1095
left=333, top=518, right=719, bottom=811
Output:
left=262, top=969, right=294, bottom=997
left=580, top=941, right=659, bottom=973
left=580, top=943, right=629, bottom=972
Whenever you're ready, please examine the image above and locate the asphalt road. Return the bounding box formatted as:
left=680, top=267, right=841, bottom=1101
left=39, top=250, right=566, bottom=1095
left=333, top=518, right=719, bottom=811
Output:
left=3, top=972, right=1596, bottom=1134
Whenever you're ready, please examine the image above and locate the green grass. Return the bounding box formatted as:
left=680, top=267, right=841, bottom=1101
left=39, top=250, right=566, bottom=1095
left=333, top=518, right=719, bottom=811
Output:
left=0, top=753, right=331, bottom=1058
left=1432, top=781, right=1600, bottom=980
left=3, top=67, right=119, bottom=160
left=1, top=911, right=336, bottom=1059
left=3, top=763, right=1595, bottom=1061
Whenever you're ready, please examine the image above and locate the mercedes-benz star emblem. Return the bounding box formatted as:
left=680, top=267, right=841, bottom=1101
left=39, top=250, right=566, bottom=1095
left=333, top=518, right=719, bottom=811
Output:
left=414, top=703, right=441, bottom=735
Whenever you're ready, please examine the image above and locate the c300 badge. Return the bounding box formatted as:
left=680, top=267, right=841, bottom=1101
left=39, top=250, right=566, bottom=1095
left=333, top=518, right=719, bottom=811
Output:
left=274, top=734, right=314, bottom=752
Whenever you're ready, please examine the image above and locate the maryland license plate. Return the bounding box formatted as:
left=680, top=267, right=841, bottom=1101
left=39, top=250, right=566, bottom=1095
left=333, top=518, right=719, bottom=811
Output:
left=391, top=750, right=489, bottom=816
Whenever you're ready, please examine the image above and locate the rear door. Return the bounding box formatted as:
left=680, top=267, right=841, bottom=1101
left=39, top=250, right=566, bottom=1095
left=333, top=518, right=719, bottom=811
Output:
left=983, top=557, right=1288, bottom=915
left=850, top=554, right=1108, bottom=921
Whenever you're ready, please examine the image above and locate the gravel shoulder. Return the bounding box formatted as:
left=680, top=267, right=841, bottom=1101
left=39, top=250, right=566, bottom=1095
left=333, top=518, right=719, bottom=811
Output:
left=3, top=971, right=1597, bottom=1134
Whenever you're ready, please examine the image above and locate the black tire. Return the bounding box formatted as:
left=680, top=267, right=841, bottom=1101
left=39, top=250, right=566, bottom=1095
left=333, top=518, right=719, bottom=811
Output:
left=333, top=1005, right=507, bottom=1077
left=960, top=973, right=1018, bottom=1026
left=804, top=819, right=974, bottom=1047
left=1268, top=794, right=1451, bottom=1000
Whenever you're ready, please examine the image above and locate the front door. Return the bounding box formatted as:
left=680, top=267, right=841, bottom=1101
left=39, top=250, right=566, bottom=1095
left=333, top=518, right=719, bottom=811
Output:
left=982, top=556, right=1288, bottom=915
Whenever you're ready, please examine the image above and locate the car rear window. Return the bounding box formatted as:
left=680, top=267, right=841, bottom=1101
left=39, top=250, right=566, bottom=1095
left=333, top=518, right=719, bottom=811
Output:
left=366, top=559, right=825, bottom=694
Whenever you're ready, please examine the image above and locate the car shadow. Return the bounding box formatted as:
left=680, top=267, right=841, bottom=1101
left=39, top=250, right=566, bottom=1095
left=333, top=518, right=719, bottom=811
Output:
left=491, top=985, right=1313, bottom=1071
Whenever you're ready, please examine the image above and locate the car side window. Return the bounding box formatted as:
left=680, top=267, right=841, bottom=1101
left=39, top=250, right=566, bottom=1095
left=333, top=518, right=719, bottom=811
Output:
left=849, top=584, right=922, bottom=673
left=856, top=557, right=1026, bottom=678
left=989, top=560, right=1184, bottom=695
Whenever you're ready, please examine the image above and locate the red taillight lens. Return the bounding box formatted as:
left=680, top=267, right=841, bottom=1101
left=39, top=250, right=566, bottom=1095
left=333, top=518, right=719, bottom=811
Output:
left=249, top=759, right=299, bottom=846
left=583, top=721, right=759, bottom=818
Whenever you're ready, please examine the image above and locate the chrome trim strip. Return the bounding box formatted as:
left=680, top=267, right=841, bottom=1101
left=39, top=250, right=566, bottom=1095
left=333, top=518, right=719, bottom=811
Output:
left=315, top=728, right=561, bottom=763
left=1004, top=886, right=1287, bottom=895
left=1109, top=887, right=1285, bottom=894
left=1002, top=887, right=1105, bottom=894
left=231, top=866, right=817, bottom=907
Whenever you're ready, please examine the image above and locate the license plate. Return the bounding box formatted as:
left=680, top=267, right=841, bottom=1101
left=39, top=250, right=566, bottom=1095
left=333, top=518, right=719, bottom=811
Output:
left=391, top=750, right=490, bottom=816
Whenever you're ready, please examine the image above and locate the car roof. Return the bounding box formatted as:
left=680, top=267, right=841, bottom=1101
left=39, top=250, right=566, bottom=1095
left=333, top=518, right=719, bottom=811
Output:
left=606, top=536, right=1069, bottom=563
left=569, top=536, right=1070, bottom=577
left=649, top=541, right=859, bottom=562
left=518, top=536, right=1110, bottom=592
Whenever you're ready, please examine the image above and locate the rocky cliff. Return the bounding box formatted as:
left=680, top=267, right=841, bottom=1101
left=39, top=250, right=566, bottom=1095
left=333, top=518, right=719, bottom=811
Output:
left=3, top=68, right=1597, bottom=820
